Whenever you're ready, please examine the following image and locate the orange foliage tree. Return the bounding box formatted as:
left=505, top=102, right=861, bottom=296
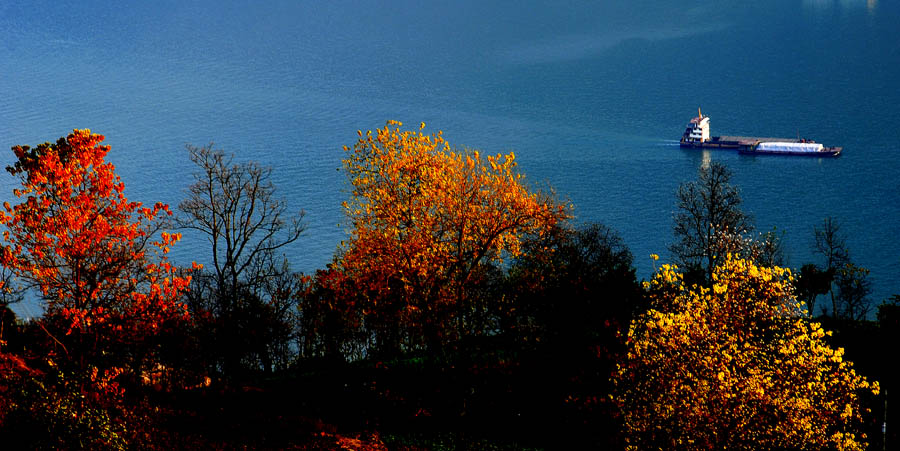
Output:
left=340, top=121, right=567, bottom=352
left=0, top=129, right=192, bottom=372
left=613, top=255, right=879, bottom=450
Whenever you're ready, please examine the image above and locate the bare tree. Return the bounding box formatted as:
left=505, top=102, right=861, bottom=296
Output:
left=809, top=217, right=873, bottom=320
left=179, top=144, right=305, bottom=301
left=812, top=217, right=850, bottom=316
left=751, top=228, right=786, bottom=268
left=178, top=144, right=305, bottom=374
left=835, top=263, right=872, bottom=321
left=813, top=217, right=849, bottom=272
left=794, top=263, right=833, bottom=317
left=670, top=162, right=753, bottom=283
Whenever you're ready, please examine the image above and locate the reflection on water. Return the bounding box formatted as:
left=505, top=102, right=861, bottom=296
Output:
left=803, top=0, right=877, bottom=13
left=501, top=23, right=729, bottom=65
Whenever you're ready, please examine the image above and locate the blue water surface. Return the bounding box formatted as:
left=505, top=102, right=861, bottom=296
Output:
left=2, top=0, right=898, bottom=317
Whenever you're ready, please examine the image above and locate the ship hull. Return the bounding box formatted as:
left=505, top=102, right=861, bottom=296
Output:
left=739, top=146, right=842, bottom=157
left=680, top=137, right=841, bottom=157
left=679, top=140, right=740, bottom=149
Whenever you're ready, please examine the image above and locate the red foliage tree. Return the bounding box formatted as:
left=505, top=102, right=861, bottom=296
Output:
left=0, top=129, right=193, bottom=372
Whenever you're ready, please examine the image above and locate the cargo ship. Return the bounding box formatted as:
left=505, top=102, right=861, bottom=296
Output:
left=680, top=108, right=842, bottom=157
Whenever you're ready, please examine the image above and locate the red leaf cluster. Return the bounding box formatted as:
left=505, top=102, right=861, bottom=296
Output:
left=0, top=129, right=192, bottom=363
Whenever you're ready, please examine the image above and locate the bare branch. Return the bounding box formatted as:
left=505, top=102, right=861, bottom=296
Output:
left=178, top=143, right=305, bottom=304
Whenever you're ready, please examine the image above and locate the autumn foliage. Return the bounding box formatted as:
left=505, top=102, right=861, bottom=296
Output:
left=0, top=129, right=191, bottom=371
left=339, top=121, right=567, bottom=351
left=0, top=127, right=886, bottom=449
left=614, top=255, right=879, bottom=450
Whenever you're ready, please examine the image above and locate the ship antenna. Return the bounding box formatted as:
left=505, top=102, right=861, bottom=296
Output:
left=698, top=106, right=702, bottom=119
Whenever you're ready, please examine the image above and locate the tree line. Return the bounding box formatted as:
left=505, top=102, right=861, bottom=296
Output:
left=0, top=124, right=893, bottom=449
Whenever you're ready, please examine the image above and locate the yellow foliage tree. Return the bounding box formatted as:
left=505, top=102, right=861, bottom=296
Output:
left=613, top=255, right=879, bottom=450
left=340, top=121, right=567, bottom=351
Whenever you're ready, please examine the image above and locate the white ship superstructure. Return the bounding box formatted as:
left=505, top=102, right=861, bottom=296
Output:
left=682, top=108, right=710, bottom=144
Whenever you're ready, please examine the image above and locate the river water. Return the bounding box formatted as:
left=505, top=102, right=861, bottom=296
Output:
left=2, top=0, right=899, bottom=317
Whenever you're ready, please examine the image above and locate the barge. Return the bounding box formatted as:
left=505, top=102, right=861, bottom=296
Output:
left=680, top=108, right=842, bottom=157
